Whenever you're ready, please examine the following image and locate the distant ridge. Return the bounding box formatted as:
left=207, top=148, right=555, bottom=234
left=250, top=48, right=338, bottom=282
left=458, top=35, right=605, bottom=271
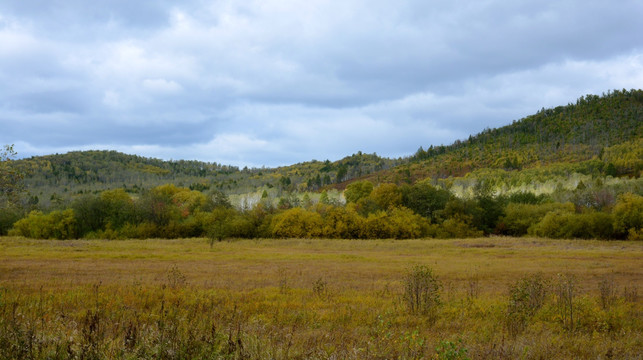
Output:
left=10, top=89, right=643, bottom=207
left=355, top=89, right=643, bottom=184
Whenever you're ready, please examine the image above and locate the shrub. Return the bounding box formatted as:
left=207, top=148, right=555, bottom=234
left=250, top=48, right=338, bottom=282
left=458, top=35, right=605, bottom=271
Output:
left=320, top=205, right=363, bottom=239
left=387, top=207, right=429, bottom=239
left=555, top=273, right=577, bottom=330
left=598, top=274, right=617, bottom=310
left=312, top=277, right=328, bottom=298
left=10, top=209, right=78, bottom=239
left=427, top=216, right=483, bottom=239
left=0, top=204, right=22, bottom=235
left=118, top=222, right=158, bottom=239
left=403, top=265, right=441, bottom=316
left=500, top=202, right=573, bottom=236
left=360, top=211, right=395, bottom=239
left=612, top=193, right=643, bottom=239
left=530, top=209, right=615, bottom=239
left=506, top=274, right=548, bottom=336
left=270, top=207, right=323, bottom=238
left=435, top=338, right=470, bottom=360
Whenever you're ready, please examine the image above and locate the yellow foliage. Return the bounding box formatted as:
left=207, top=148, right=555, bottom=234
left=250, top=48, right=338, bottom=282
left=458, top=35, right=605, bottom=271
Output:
left=271, top=207, right=324, bottom=238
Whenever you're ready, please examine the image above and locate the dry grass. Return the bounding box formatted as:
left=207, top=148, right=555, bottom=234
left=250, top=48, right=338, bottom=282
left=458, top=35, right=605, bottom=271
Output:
left=0, top=236, right=641, bottom=359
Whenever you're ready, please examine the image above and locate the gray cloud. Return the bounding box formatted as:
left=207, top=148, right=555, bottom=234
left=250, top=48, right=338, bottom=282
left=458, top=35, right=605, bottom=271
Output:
left=1, top=0, right=642, bottom=167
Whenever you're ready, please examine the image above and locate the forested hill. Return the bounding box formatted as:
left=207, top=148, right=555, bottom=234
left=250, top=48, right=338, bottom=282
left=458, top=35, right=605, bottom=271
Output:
left=354, top=89, right=643, bottom=185
left=9, top=89, right=643, bottom=207
left=11, top=148, right=401, bottom=207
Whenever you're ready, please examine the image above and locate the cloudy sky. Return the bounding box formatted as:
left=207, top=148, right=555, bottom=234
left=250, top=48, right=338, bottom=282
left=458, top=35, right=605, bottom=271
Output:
left=1, top=0, right=642, bottom=167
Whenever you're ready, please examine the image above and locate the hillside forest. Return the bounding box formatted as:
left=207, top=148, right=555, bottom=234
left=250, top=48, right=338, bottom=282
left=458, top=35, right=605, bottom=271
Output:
left=1, top=89, right=642, bottom=241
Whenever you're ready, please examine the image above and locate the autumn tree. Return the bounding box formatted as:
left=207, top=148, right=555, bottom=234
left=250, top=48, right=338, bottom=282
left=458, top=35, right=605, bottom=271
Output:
left=369, top=183, right=402, bottom=210
left=0, top=145, right=24, bottom=235
left=612, top=193, right=643, bottom=239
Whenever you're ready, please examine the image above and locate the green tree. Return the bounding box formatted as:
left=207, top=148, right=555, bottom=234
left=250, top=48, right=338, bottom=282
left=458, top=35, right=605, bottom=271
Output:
left=401, top=182, right=451, bottom=222
left=335, top=164, right=348, bottom=183
left=0, top=145, right=25, bottom=235
left=319, top=190, right=330, bottom=205
left=71, top=194, right=106, bottom=236
left=0, top=144, right=24, bottom=206
left=472, top=181, right=505, bottom=234
left=207, top=207, right=237, bottom=246
left=344, top=181, right=374, bottom=203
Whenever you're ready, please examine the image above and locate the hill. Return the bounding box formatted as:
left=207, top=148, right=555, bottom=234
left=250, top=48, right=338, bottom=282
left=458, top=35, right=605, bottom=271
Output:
left=11, top=148, right=401, bottom=208
left=8, top=89, right=643, bottom=209
left=339, top=89, right=642, bottom=187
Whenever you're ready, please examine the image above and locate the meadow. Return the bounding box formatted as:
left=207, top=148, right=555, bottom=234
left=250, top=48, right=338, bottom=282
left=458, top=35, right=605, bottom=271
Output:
left=0, top=236, right=641, bottom=359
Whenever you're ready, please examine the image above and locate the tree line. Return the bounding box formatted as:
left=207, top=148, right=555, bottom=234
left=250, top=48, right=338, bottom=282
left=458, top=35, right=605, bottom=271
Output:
left=4, top=180, right=641, bottom=241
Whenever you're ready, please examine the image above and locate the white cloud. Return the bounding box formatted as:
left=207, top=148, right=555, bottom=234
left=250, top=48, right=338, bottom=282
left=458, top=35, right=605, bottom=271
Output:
left=102, top=90, right=122, bottom=108
left=142, top=78, right=182, bottom=93
left=1, top=0, right=642, bottom=167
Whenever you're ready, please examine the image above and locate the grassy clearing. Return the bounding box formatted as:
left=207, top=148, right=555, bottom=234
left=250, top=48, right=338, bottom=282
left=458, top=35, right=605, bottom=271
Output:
left=0, top=236, right=641, bottom=359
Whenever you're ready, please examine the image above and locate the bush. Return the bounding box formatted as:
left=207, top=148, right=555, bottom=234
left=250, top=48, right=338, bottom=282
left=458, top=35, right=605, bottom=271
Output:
left=387, top=207, right=429, bottom=239
left=320, top=205, right=363, bottom=239
left=10, top=209, right=78, bottom=239
left=435, top=339, right=470, bottom=360
left=427, top=216, right=483, bottom=239
left=530, top=209, right=615, bottom=239
left=118, top=222, right=159, bottom=239
left=360, top=211, right=395, bottom=239
left=270, top=207, right=323, bottom=238
left=612, top=193, right=643, bottom=239
left=0, top=204, right=22, bottom=235
left=555, top=273, right=577, bottom=330
left=403, top=265, right=441, bottom=316
left=499, top=202, right=574, bottom=236
left=506, top=274, right=548, bottom=336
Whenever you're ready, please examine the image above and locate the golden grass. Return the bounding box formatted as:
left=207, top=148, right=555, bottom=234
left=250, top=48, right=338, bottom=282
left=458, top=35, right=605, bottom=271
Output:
left=0, top=236, right=641, bottom=359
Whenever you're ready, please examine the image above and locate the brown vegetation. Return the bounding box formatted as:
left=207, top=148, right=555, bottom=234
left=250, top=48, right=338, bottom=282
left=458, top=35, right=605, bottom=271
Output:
left=0, top=237, right=641, bottom=359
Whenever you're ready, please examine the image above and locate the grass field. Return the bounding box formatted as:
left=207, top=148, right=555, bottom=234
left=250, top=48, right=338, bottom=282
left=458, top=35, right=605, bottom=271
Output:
left=0, top=236, right=641, bottom=359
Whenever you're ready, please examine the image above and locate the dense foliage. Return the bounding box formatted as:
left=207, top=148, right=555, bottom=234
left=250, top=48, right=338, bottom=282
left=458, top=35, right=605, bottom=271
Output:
left=6, top=180, right=642, bottom=240
left=9, top=149, right=401, bottom=208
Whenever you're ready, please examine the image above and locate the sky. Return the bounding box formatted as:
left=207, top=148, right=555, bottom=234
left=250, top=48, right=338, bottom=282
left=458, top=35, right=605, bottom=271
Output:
left=1, top=1, right=642, bottom=168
